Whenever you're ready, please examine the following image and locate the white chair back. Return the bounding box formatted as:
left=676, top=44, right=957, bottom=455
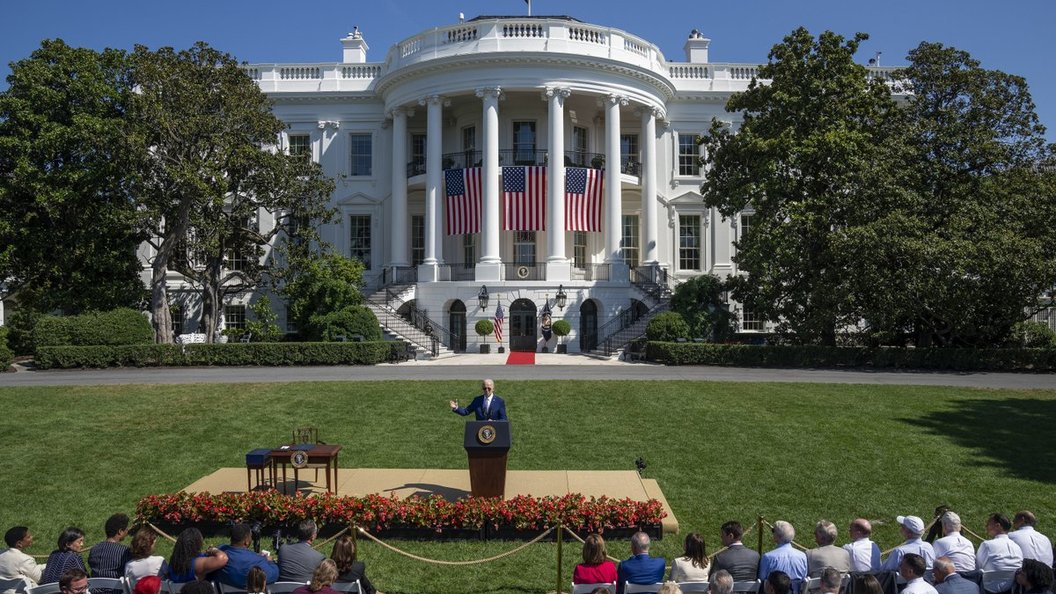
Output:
left=331, top=581, right=361, bottom=594
left=625, top=584, right=665, bottom=594
left=678, top=582, right=711, bottom=593
left=571, top=583, right=616, bottom=594
left=732, top=580, right=762, bottom=594
left=26, top=584, right=61, bottom=594
left=267, top=583, right=307, bottom=594
left=88, top=578, right=128, bottom=594
left=982, top=570, right=1018, bottom=594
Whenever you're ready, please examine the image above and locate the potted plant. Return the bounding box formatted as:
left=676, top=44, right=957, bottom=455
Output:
left=590, top=154, right=605, bottom=169
left=552, top=320, right=571, bottom=353
left=475, top=319, right=494, bottom=354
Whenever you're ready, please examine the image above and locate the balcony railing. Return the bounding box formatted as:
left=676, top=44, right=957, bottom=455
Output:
left=504, top=262, right=545, bottom=281
left=440, top=150, right=640, bottom=175
left=571, top=264, right=610, bottom=281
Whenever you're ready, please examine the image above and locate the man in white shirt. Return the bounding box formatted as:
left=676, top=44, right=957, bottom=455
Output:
left=881, top=515, right=935, bottom=572
left=900, top=553, right=938, bottom=594
left=0, top=527, right=44, bottom=594
left=932, top=512, right=976, bottom=571
left=976, top=513, right=1023, bottom=594
left=843, top=518, right=881, bottom=572
left=1009, top=511, right=1054, bottom=566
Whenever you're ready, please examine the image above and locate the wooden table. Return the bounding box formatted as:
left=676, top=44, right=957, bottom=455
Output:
left=269, top=444, right=342, bottom=494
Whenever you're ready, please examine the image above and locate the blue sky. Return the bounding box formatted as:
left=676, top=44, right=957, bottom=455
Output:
left=3, top=0, right=1054, bottom=143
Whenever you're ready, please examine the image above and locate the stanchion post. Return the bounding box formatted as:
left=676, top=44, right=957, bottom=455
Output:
left=757, top=515, right=764, bottom=555
left=351, top=525, right=358, bottom=546
left=556, top=522, right=564, bottom=594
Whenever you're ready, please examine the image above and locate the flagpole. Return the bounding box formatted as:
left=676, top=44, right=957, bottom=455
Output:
left=526, top=0, right=532, bottom=16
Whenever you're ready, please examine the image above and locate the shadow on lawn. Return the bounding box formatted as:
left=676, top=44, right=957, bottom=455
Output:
left=911, top=398, right=1056, bottom=484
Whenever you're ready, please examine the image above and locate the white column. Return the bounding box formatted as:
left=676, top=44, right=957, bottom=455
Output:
left=389, top=108, right=409, bottom=268
left=546, top=87, right=571, bottom=281
left=476, top=87, right=503, bottom=281
left=604, top=94, right=628, bottom=281
left=641, top=107, right=659, bottom=266
left=418, top=95, right=444, bottom=281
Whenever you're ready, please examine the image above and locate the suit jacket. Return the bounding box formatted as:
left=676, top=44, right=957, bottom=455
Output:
left=806, top=544, right=851, bottom=577
left=616, top=553, right=666, bottom=594
left=277, top=541, right=325, bottom=582
left=712, top=544, right=761, bottom=583
left=453, top=394, right=507, bottom=420
left=936, top=574, right=981, bottom=594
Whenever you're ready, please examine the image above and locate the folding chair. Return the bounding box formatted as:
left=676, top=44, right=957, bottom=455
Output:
left=0, top=579, right=29, bottom=594
left=216, top=584, right=246, bottom=594
left=678, top=582, right=711, bottom=593
left=87, top=578, right=128, bottom=594
left=267, top=583, right=307, bottom=594
left=571, top=583, right=616, bottom=594
left=27, top=585, right=61, bottom=594
left=733, top=580, right=763, bottom=594
left=331, top=581, right=361, bottom=594
left=625, top=584, right=665, bottom=594
left=982, top=570, right=1018, bottom=594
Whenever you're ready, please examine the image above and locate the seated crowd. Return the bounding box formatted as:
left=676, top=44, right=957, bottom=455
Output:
left=1, top=511, right=1052, bottom=594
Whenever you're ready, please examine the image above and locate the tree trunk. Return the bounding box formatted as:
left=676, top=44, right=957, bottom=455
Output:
left=151, top=261, right=172, bottom=344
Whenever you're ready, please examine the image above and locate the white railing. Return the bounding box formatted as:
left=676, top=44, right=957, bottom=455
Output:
left=667, top=62, right=899, bottom=84
left=340, top=64, right=382, bottom=79
left=242, top=63, right=382, bottom=92
left=280, top=66, right=321, bottom=80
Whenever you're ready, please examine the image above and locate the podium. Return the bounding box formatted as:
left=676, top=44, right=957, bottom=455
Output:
left=463, top=421, right=511, bottom=498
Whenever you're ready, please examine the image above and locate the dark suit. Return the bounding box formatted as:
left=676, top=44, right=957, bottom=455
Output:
left=616, top=553, right=665, bottom=594
left=936, top=574, right=982, bottom=594
left=453, top=394, right=507, bottom=420
left=712, top=543, right=761, bottom=582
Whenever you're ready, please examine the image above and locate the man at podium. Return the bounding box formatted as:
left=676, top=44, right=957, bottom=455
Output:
left=449, top=379, right=507, bottom=420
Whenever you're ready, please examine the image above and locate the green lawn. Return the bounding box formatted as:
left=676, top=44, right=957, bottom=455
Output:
left=1, top=380, right=1053, bottom=594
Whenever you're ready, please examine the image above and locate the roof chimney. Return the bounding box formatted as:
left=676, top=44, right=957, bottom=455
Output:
left=341, top=27, right=369, bottom=63
left=683, top=30, right=710, bottom=63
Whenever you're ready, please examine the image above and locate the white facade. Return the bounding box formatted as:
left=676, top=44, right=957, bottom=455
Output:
left=208, top=16, right=896, bottom=353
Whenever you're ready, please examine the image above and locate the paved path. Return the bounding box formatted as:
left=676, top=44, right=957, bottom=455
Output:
left=2, top=353, right=1055, bottom=389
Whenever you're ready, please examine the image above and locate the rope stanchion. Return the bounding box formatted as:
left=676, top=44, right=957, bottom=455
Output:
left=556, top=522, right=564, bottom=594
left=559, top=526, right=619, bottom=564
left=356, top=525, right=554, bottom=566
left=146, top=521, right=179, bottom=544
left=311, top=526, right=349, bottom=551
left=708, top=521, right=757, bottom=561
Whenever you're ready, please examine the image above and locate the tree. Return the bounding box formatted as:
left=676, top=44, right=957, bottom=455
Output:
left=699, top=28, right=902, bottom=345
left=842, top=43, right=1056, bottom=347
left=128, top=42, right=334, bottom=343
left=0, top=40, right=146, bottom=314
left=282, top=252, right=365, bottom=338
left=669, top=274, right=735, bottom=341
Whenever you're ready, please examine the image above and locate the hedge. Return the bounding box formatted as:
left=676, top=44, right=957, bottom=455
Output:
left=33, top=308, right=154, bottom=350
left=34, top=341, right=401, bottom=369
left=0, top=326, right=13, bottom=371
left=645, top=342, right=1056, bottom=371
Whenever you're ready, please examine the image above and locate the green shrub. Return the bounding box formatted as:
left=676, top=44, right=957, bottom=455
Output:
left=34, top=342, right=397, bottom=369
left=246, top=295, right=283, bottom=342
left=475, top=319, right=494, bottom=340
left=1007, top=321, right=1056, bottom=348
left=305, top=306, right=381, bottom=342
left=646, top=311, right=690, bottom=342
left=0, top=326, right=13, bottom=370
left=551, top=320, right=571, bottom=338
left=33, top=308, right=153, bottom=349
left=5, top=309, right=42, bottom=355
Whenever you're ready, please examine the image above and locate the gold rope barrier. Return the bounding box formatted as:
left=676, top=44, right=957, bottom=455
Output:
left=708, top=522, right=758, bottom=560
left=311, top=526, right=349, bottom=551
left=560, top=526, right=621, bottom=563
left=146, top=521, right=179, bottom=544
left=356, top=525, right=554, bottom=566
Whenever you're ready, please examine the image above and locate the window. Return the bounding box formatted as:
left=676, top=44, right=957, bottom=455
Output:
left=621, top=215, right=640, bottom=268
left=224, top=305, right=246, bottom=330
left=285, top=305, right=297, bottom=334
left=679, top=214, right=702, bottom=271
left=170, top=305, right=183, bottom=336
left=349, top=215, right=371, bottom=267
left=741, top=308, right=763, bottom=331
left=621, top=134, right=639, bottom=174
left=410, top=133, right=426, bottom=176
left=462, top=234, right=475, bottom=269
left=739, top=213, right=754, bottom=242
left=573, top=231, right=588, bottom=268
left=571, top=126, right=588, bottom=167
left=288, top=134, right=311, bottom=161
left=678, top=133, right=699, bottom=176
left=462, top=126, right=476, bottom=152
left=412, top=215, right=425, bottom=267
left=225, top=248, right=248, bottom=272
left=513, top=121, right=536, bottom=164
left=514, top=231, right=536, bottom=264
left=349, top=133, right=372, bottom=176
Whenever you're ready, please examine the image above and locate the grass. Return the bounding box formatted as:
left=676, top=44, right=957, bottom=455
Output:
left=1, top=380, right=1054, bottom=594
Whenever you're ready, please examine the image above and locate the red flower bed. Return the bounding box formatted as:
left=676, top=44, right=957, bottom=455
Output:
left=136, top=491, right=666, bottom=534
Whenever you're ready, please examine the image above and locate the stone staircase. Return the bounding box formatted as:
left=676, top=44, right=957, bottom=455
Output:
left=363, top=284, right=453, bottom=359
left=587, top=267, right=675, bottom=358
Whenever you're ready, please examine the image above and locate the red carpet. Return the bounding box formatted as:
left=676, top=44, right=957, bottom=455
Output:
left=505, top=351, right=535, bottom=365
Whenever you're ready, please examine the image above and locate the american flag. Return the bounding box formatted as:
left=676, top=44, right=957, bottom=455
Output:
left=502, top=166, right=547, bottom=231
left=565, top=167, right=604, bottom=231
left=445, top=168, right=482, bottom=235
left=493, top=303, right=505, bottom=343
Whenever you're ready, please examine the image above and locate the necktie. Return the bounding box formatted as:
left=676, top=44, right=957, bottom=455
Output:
left=483, top=397, right=490, bottom=418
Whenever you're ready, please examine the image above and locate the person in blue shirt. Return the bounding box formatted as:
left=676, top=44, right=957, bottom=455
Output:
left=211, top=524, right=279, bottom=588
left=759, top=521, right=807, bottom=594
left=616, top=531, right=665, bottom=594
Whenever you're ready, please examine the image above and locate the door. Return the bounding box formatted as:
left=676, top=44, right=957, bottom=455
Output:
left=580, top=300, right=598, bottom=352
left=510, top=298, right=537, bottom=352
left=449, top=300, right=467, bottom=352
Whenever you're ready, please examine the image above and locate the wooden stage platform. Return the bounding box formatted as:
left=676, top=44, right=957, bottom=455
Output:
left=184, top=467, right=679, bottom=535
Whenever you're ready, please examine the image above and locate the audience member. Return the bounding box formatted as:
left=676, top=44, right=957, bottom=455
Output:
left=58, top=568, right=89, bottom=594
left=1010, top=512, right=1054, bottom=567
left=932, top=513, right=976, bottom=572
left=1015, top=559, right=1054, bottom=594
left=165, top=528, right=228, bottom=583
left=900, top=553, right=937, bottom=594
left=329, top=534, right=376, bottom=594
left=759, top=521, right=807, bottom=592
left=712, top=521, right=761, bottom=582
left=0, top=526, right=44, bottom=592
left=291, top=559, right=341, bottom=594
left=245, top=567, right=267, bottom=594
left=766, top=571, right=792, bottom=594
left=87, top=513, right=132, bottom=594
left=818, top=567, right=841, bottom=594
left=880, top=516, right=935, bottom=572
left=976, top=513, right=1023, bottom=594
left=669, top=533, right=710, bottom=583
left=843, top=519, right=881, bottom=572
left=850, top=574, right=884, bottom=594
left=131, top=576, right=161, bottom=594
left=710, top=570, right=734, bottom=594
left=932, top=557, right=980, bottom=594
left=124, top=528, right=167, bottom=586
left=616, top=531, right=665, bottom=594
left=212, top=523, right=279, bottom=588
left=179, top=582, right=214, bottom=594
left=806, top=521, right=851, bottom=577
left=41, top=528, right=88, bottom=584
left=278, top=520, right=325, bottom=582
left=573, top=534, right=618, bottom=585
left=657, top=583, right=684, bottom=594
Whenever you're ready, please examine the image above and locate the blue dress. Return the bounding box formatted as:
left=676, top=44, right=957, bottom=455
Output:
left=165, top=553, right=206, bottom=583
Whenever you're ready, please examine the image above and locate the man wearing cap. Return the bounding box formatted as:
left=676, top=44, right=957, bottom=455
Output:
left=1008, top=511, right=1054, bottom=566
left=880, top=515, right=935, bottom=572
left=976, top=513, right=1023, bottom=594
left=843, top=518, right=881, bottom=572
left=932, top=512, right=976, bottom=571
